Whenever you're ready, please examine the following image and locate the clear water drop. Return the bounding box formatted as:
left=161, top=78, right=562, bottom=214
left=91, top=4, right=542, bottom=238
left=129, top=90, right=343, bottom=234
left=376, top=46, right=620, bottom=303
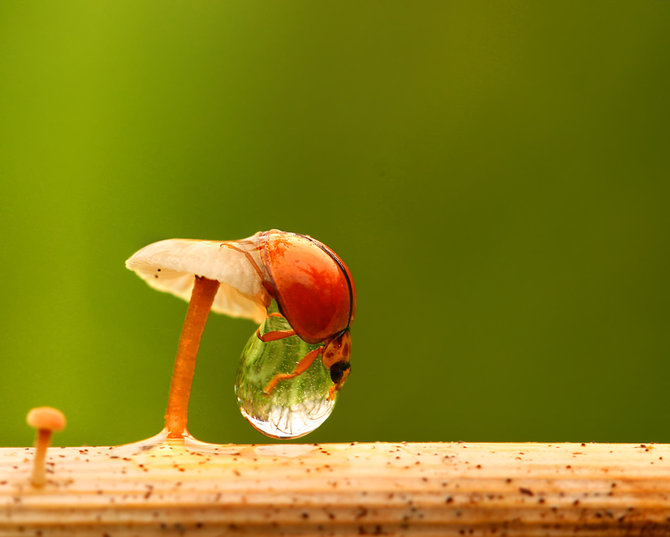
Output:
left=235, top=314, right=336, bottom=439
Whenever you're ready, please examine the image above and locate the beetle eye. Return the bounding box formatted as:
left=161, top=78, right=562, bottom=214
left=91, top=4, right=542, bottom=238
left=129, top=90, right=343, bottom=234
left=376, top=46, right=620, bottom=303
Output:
left=330, top=361, right=351, bottom=384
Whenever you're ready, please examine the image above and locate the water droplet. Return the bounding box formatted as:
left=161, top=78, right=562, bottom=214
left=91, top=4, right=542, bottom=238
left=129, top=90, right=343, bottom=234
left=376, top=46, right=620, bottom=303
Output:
left=235, top=314, right=336, bottom=439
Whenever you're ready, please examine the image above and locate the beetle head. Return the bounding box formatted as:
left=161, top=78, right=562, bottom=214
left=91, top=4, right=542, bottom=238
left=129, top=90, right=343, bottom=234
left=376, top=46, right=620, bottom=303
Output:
left=322, top=330, right=351, bottom=399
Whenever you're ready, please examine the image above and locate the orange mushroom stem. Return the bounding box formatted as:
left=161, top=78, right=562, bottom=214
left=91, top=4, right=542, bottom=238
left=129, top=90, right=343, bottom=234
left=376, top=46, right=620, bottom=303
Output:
left=26, top=407, right=66, bottom=487
left=164, top=276, right=220, bottom=438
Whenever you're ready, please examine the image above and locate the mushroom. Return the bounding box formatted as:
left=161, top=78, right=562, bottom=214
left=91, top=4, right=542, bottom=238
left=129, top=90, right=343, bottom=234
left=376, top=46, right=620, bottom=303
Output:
left=26, top=407, right=66, bottom=487
left=126, top=236, right=270, bottom=438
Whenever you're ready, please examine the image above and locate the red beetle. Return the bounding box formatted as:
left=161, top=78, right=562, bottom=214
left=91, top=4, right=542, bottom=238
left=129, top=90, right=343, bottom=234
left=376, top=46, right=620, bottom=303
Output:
left=224, top=230, right=356, bottom=399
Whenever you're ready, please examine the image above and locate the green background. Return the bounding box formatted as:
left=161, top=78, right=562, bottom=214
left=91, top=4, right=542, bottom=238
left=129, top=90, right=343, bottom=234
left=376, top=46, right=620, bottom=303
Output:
left=1, top=2, right=668, bottom=447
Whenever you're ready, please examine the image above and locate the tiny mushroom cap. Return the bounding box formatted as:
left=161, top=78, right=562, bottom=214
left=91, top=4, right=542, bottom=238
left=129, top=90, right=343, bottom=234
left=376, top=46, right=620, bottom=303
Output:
left=125, top=236, right=270, bottom=323
left=27, top=407, right=66, bottom=432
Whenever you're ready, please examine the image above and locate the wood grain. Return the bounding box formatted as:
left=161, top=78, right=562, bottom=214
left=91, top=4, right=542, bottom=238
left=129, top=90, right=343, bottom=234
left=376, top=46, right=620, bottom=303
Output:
left=2, top=438, right=669, bottom=536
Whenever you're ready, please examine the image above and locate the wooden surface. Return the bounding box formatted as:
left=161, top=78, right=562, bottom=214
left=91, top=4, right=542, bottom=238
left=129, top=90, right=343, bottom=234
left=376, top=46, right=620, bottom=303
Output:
left=1, top=438, right=669, bottom=536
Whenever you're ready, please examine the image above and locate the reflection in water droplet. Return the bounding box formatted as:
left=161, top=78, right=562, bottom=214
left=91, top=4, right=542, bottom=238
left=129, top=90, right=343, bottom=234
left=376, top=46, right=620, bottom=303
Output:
left=235, top=314, right=335, bottom=439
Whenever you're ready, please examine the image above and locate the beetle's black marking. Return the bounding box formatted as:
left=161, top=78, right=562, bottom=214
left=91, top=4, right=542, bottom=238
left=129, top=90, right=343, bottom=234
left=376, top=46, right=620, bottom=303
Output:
left=330, top=361, right=351, bottom=384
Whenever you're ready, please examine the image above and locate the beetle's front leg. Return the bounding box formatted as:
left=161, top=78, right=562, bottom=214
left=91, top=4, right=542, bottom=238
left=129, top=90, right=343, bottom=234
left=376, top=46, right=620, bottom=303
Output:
left=263, top=346, right=324, bottom=395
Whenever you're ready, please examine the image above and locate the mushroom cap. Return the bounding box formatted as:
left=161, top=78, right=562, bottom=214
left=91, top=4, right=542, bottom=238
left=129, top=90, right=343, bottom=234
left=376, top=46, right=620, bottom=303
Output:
left=26, top=407, right=66, bottom=432
left=125, top=235, right=270, bottom=323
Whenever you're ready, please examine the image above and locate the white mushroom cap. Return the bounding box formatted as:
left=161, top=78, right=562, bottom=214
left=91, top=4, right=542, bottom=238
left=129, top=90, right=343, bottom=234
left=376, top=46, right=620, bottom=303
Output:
left=126, top=236, right=270, bottom=323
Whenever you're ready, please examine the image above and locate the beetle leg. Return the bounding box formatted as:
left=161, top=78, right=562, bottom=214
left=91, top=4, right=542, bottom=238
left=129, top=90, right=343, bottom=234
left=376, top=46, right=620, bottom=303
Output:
left=220, top=242, right=265, bottom=281
left=263, top=346, right=324, bottom=395
left=256, top=327, right=296, bottom=342
left=232, top=238, right=264, bottom=249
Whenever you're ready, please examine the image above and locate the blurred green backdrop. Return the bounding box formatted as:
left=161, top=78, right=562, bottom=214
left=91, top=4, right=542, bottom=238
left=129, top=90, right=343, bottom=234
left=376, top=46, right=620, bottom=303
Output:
left=1, top=1, right=668, bottom=447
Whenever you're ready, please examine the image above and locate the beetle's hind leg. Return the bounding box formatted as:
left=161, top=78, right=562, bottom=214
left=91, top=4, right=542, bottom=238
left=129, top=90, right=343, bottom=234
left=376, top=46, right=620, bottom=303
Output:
left=263, top=346, right=324, bottom=395
left=220, top=241, right=265, bottom=281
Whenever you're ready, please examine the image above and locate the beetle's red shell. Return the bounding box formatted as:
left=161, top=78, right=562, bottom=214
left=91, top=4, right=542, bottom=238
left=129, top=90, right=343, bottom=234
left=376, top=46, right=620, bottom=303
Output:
left=262, top=230, right=355, bottom=344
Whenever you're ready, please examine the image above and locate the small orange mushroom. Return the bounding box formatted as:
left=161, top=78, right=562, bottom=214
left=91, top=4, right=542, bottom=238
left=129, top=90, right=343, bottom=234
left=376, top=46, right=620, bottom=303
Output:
left=26, top=407, right=66, bottom=487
